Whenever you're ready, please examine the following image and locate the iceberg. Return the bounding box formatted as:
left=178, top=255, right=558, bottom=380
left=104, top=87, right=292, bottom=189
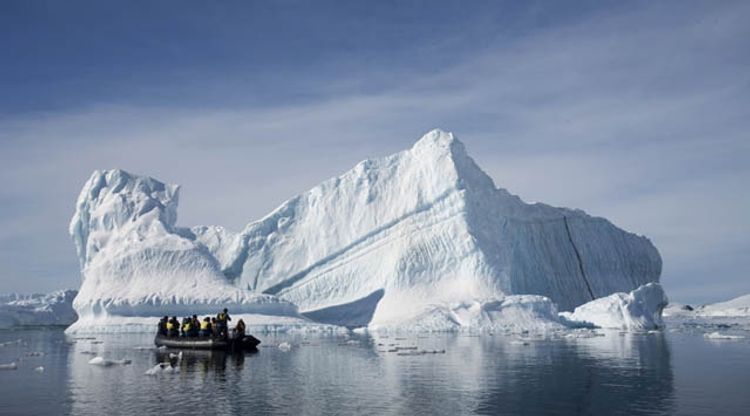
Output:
left=559, top=283, right=668, bottom=330
left=664, top=293, right=750, bottom=318
left=694, top=294, right=750, bottom=317
left=67, top=129, right=662, bottom=332
left=0, top=290, right=78, bottom=328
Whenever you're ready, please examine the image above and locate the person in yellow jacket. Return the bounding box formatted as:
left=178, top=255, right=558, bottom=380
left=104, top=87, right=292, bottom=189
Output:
left=216, top=308, right=231, bottom=338
left=199, top=317, right=212, bottom=337
left=166, top=316, right=179, bottom=337
left=181, top=317, right=192, bottom=337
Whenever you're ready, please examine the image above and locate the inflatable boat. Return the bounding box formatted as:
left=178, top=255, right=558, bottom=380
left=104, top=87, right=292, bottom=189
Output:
left=154, top=333, right=261, bottom=351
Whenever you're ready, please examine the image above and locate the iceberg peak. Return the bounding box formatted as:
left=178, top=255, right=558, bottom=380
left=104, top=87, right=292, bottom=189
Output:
left=411, top=129, right=469, bottom=165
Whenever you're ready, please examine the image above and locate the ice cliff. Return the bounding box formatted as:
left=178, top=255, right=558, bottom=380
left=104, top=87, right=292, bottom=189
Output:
left=68, top=129, right=662, bottom=331
left=0, top=290, right=78, bottom=328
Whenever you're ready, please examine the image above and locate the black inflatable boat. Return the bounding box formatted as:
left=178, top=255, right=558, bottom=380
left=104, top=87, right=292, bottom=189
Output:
left=154, top=333, right=261, bottom=351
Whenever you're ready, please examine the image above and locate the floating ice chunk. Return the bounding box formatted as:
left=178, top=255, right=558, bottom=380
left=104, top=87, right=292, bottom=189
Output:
left=560, top=283, right=668, bottom=330
left=145, top=364, right=163, bottom=376
left=278, top=342, right=292, bottom=352
left=145, top=363, right=179, bottom=375
left=34, top=366, right=44, bottom=373
left=163, top=365, right=179, bottom=374
left=0, top=339, right=22, bottom=347
left=88, top=356, right=132, bottom=366
left=0, top=362, right=18, bottom=370
left=704, top=332, right=745, bottom=340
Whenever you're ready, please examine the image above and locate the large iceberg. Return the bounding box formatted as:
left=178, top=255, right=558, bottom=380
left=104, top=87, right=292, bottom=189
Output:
left=0, top=290, right=78, bottom=328
left=67, top=129, right=662, bottom=331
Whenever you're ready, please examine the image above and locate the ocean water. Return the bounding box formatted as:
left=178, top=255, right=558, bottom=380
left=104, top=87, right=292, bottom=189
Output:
left=0, top=328, right=748, bottom=416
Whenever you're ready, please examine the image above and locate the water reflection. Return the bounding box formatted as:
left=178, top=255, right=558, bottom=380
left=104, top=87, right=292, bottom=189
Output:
left=153, top=349, right=249, bottom=375
left=62, top=332, right=675, bottom=415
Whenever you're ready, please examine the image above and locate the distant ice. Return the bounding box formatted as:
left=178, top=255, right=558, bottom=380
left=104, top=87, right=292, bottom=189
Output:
left=666, top=294, right=750, bottom=318
left=704, top=332, right=745, bottom=340
left=0, top=290, right=77, bottom=328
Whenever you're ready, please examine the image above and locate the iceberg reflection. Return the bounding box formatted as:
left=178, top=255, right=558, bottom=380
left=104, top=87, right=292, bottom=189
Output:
left=66, top=332, right=673, bottom=415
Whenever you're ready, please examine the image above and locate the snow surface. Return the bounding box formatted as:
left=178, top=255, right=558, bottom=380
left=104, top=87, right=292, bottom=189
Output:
left=67, top=129, right=662, bottom=332
left=664, top=293, right=750, bottom=318
left=695, top=294, right=750, bottom=317
left=370, top=283, right=668, bottom=332
left=0, top=290, right=78, bottom=328
left=369, top=295, right=565, bottom=333
left=559, top=283, right=668, bottom=330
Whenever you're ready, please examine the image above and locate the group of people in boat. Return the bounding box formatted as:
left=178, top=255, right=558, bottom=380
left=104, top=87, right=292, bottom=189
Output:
left=157, top=308, right=246, bottom=339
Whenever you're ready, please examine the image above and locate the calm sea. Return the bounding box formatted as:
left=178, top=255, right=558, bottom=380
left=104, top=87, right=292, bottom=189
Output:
left=0, top=328, right=748, bottom=415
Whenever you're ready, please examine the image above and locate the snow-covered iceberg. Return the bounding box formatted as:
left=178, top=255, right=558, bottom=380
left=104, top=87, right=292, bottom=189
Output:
left=560, top=283, right=668, bottom=330
left=664, top=293, right=750, bottom=318
left=693, top=294, right=750, bottom=317
left=0, top=290, right=78, bottom=328
left=68, top=129, right=662, bottom=332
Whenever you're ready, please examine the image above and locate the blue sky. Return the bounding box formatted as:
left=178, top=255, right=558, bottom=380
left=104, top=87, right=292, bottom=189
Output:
left=1, top=1, right=748, bottom=304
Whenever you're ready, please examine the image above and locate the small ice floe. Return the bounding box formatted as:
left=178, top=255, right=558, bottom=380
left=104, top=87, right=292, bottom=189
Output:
left=26, top=351, right=45, bottom=357
left=134, top=346, right=154, bottom=351
left=396, top=349, right=446, bottom=356
left=704, top=332, right=745, bottom=340
left=88, top=356, right=132, bottom=366
left=145, top=363, right=180, bottom=376
left=509, top=340, right=531, bottom=346
left=278, top=342, right=292, bottom=352
left=34, top=366, right=44, bottom=373
left=0, top=339, right=22, bottom=347
left=162, top=364, right=179, bottom=374
left=0, top=362, right=18, bottom=370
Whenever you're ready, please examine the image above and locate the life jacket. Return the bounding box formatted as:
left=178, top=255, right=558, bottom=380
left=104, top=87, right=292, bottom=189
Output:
left=218, top=313, right=227, bottom=322
left=183, top=323, right=191, bottom=332
left=166, top=322, right=175, bottom=330
left=200, top=321, right=210, bottom=330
